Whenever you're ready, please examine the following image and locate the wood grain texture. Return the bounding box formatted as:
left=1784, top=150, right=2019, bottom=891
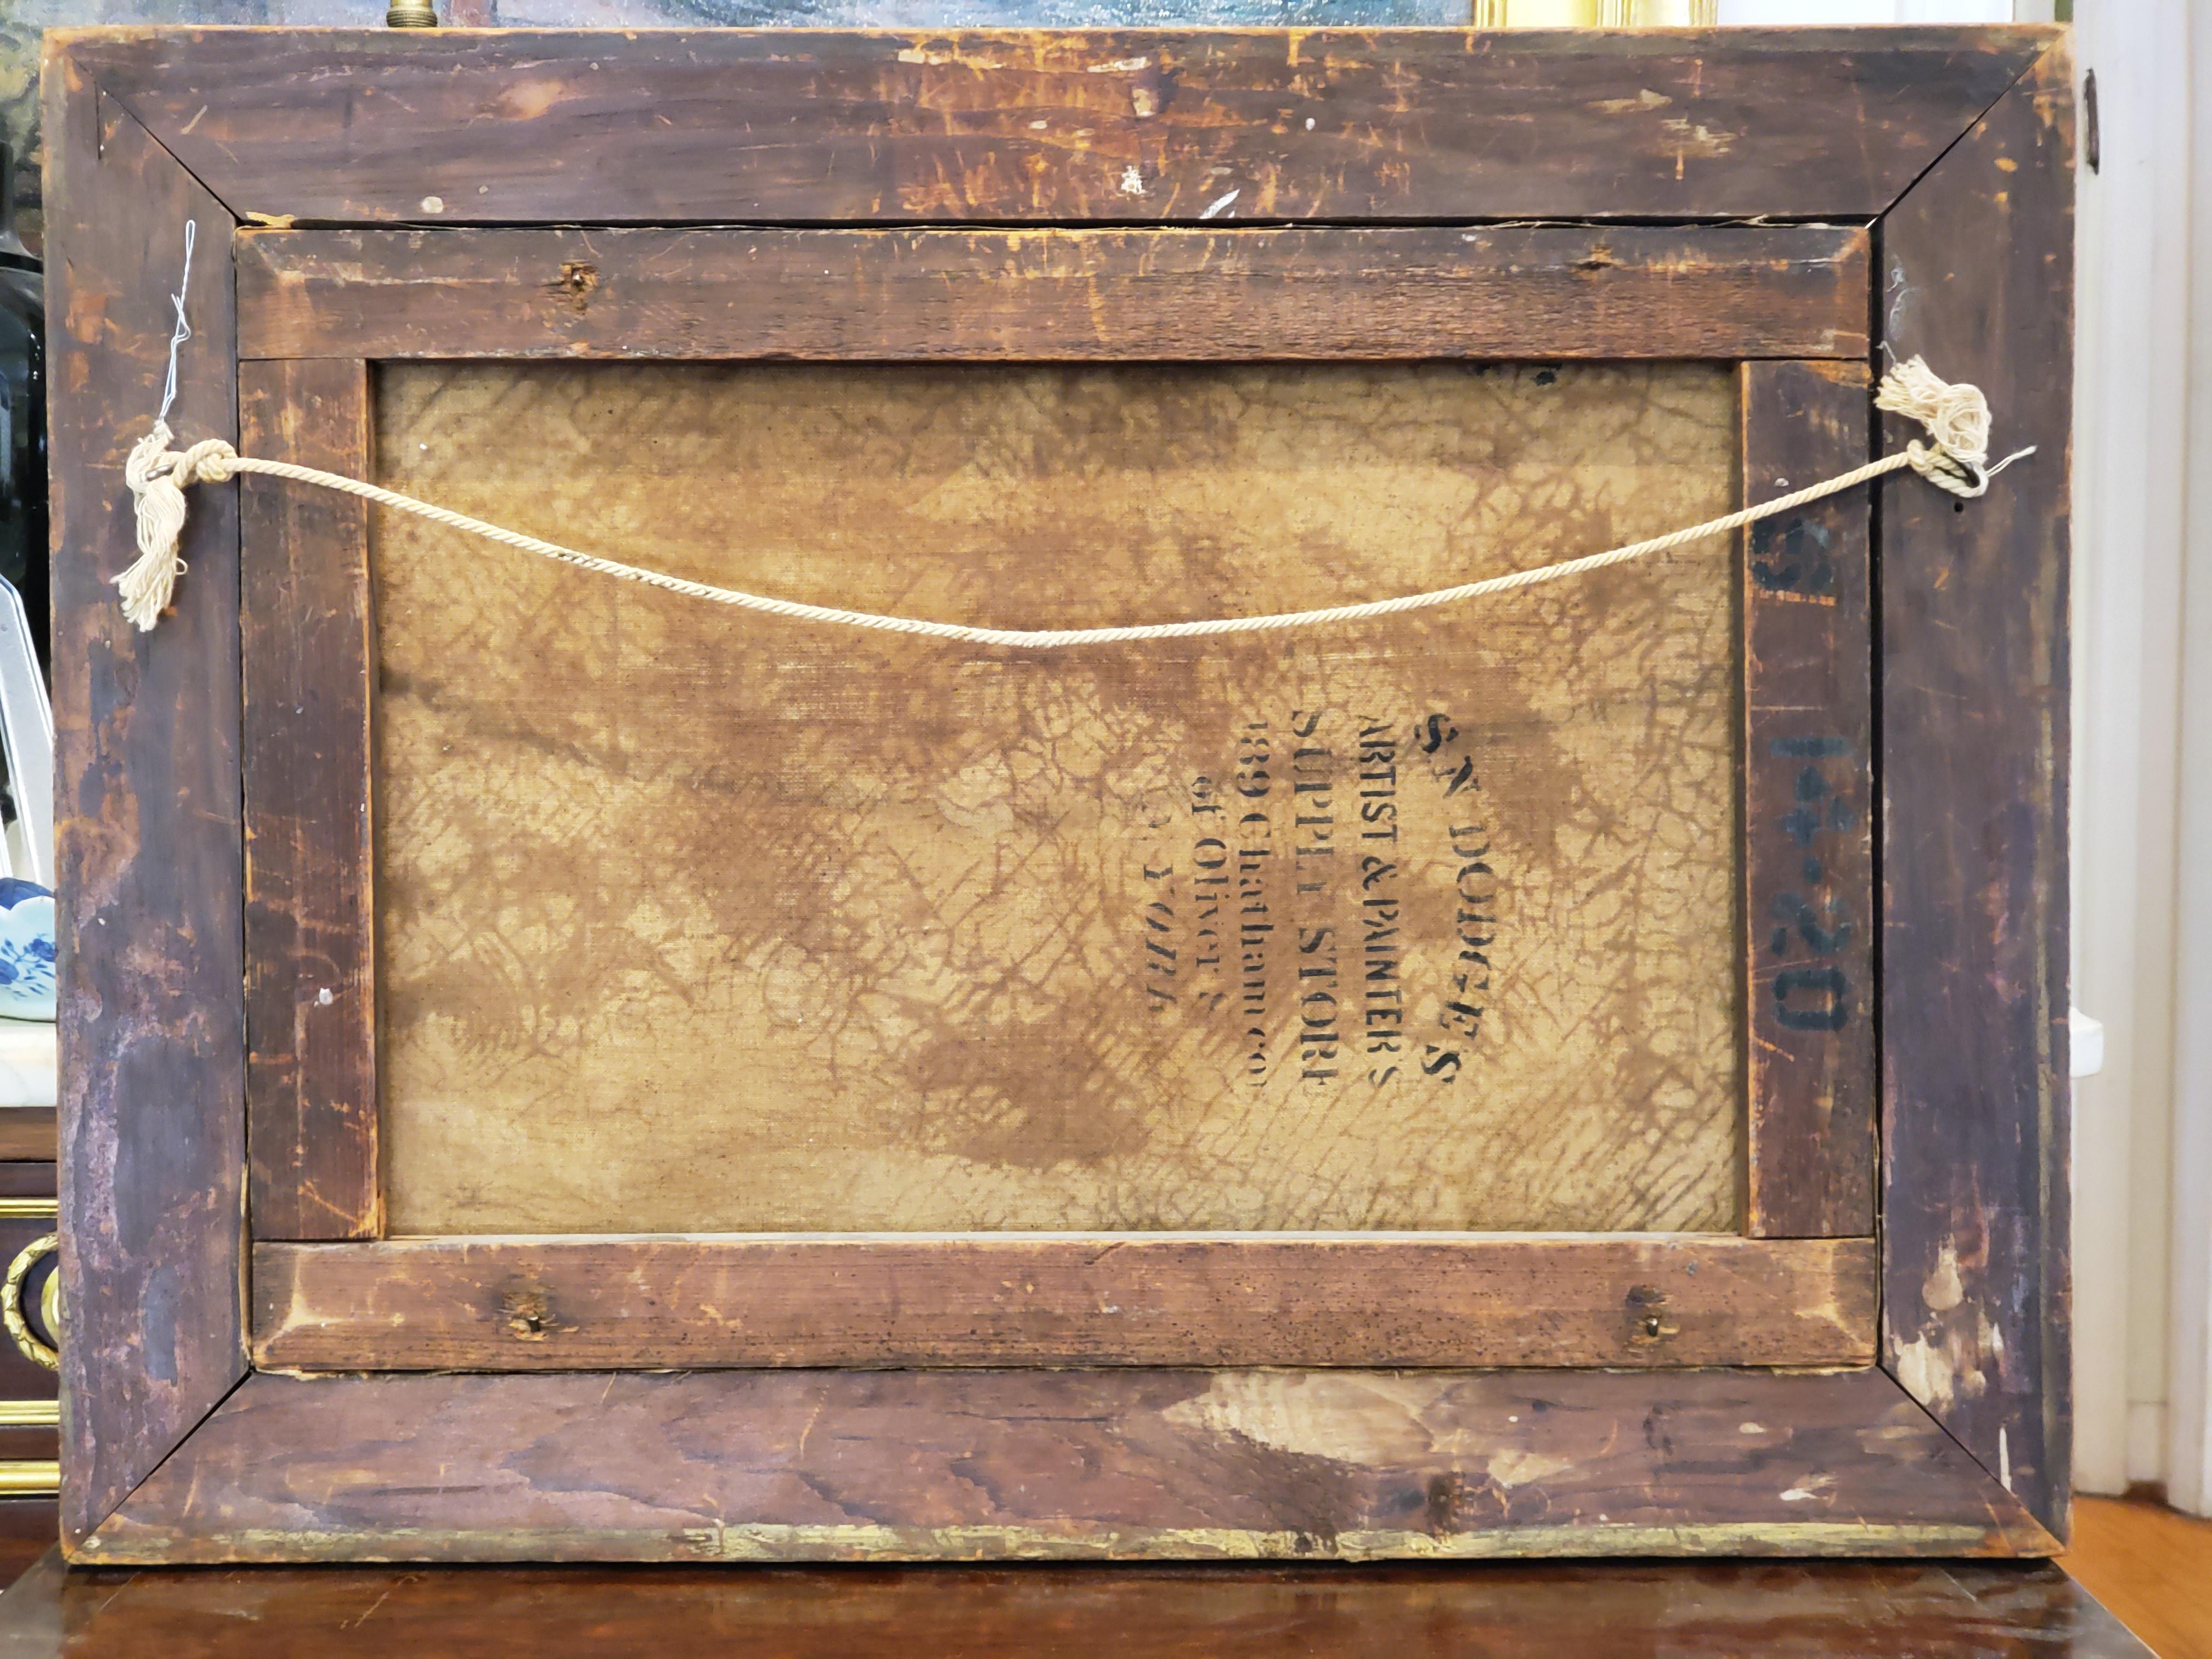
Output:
left=63, top=28, right=2053, bottom=226
left=0, top=1553, right=2158, bottom=1659
left=1738, top=363, right=1875, bottom=1238
left=0, top=1509, right=59, bottom=1596
left=240, top=360, right=379, bottom=1243
left=38, top=24, right=2083, bottom=1574
left=42, top=44, right=246, bottom=1551
left=371, top=360, right=1743, bottom=1237
left=0, top=1164, right=55, bottom=1199
left=0, top=1115, right=56, bottom=1164
left=2062, top=1497, right=2212, bottom=1659
left=249, top=1234, right=1877, bottom=1372
left=0, top=4, right=1475, bottom=234
left=235, top=225, right=1874, bottom=363
left=82, top=1367, right=2052, bottom=1564
left=1878, top=43, right=2074, bottom=1538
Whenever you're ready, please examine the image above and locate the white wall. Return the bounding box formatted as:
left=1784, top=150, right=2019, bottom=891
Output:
left=2066, top=0, right=2212, bottom=1518
left=2068, top=0, right=2192, bottom=1504
left=2165, top=1, right=2212, bottom=1520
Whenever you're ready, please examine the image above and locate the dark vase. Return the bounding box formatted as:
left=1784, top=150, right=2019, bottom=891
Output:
left=0, top=144, right=46, bottom=670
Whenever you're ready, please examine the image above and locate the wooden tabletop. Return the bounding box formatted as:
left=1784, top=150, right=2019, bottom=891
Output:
left=0, top=1551, right=2153, bottom=1657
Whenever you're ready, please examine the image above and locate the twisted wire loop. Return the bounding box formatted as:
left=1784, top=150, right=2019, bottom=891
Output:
left=115, top=357, right=2029, bottom=642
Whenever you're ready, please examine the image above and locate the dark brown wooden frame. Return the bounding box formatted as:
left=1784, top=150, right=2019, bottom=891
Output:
left=233, top=222, right=1885, bottom=1381
left=46, top=26, right=2070, bottom=1565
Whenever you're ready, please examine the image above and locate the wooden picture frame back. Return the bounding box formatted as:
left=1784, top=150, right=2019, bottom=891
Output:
left=46, top=26, right=2071, bottom=1562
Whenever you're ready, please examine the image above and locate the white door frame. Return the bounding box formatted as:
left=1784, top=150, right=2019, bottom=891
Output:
left=2165, top=0, right=2212, bottom=1520
left=2070, top=0, right=2212, bottom=1516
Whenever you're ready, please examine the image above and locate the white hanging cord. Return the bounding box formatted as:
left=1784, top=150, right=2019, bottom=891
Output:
left=112, top=240, right=2031, bottom=639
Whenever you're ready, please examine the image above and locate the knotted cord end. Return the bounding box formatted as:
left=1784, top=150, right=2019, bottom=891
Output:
left=1875, top=356, right=2034, bottom=499
left=108, top=359, right=2032, bottom=637
left=116, top=420, right=240, bottom=633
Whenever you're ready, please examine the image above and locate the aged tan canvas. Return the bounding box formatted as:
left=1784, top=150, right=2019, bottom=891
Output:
left=373, top=360, right=1741, bottom=1235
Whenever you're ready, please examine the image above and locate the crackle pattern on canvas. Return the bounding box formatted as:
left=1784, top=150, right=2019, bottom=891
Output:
left=372, top=359, right=1740, bottom=1234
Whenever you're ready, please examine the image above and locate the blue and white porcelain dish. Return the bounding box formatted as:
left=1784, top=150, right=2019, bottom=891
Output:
left=0, top=878, right=55, bottom=1022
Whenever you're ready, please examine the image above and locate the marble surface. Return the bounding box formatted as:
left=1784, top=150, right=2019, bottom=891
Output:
left=0, top=1020, right=53, bottom=1109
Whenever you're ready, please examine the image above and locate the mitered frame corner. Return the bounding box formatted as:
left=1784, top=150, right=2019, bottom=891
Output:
left=1871, top=36, right=2075, bottom=1539
left=44, top=32, right=250, bottom=1555
left=50, top=23, right=2071, bottom=1562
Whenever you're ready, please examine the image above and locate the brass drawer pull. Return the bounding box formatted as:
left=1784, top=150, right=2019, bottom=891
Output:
left=0, top=1223, right=60, bottom=1496
left=4, top=1231, right=57, bottom=1372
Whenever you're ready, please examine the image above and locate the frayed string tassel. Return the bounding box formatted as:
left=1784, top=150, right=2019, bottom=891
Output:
left=117, top=339, right=2033, bottom=644
left=116, top=417, right=236, bottom=632
left=1874, top=354, right=2035, bottom=498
